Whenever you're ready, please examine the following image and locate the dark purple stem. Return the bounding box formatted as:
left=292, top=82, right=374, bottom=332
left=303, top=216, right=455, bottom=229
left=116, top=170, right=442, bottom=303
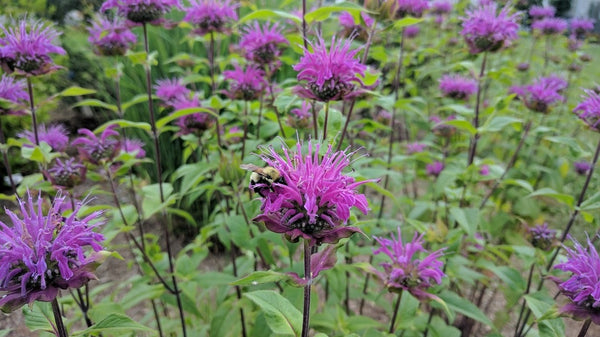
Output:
left=389, top=290, right=403, bottom=333
left=302, top=0, right=308, bottom=49
left=26, top=77, right=39, bottom=145
left=577, top=319, right=592, bottom=337
left=241, top=101, right=248, bottom=160
left=301, top=240, right=312, bottom=337
left=51, top=298, right=68, bottom=337
left=468, top=52, right=488, bottom=166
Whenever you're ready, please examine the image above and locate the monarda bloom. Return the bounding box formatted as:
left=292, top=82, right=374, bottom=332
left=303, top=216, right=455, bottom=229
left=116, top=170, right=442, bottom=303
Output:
left=510, top=76, right=565, bottom=114
left=72, top=125, right=121, bottom=165
left=88, top=16, right=137, bottom=56
left=223, top=65, right=267, bottom=101
left=392, top=0, right=429, bottom=18
left=100, top=0, right=183, bottom=24
left=0, top=191, right=105, bottom=313
left=528, top=6, right=555, bottom=22
left=527, top=223, right=556, bottom=250
left=431, top=0, right=452, bottom=16
left=19, top=124, right=70, bottom=152
left=460, top=3, right=520, bottom=54
left=46, top=158, right=87, bottom=190
left=571, top=18, right=595, bottom=40
left=0, top=20, right=65, bottom=76
left=439, top=74, right=477, bottom=100
left=183, top=0, right=238, bottom=35
left=172, top=95, right=213, bottom=135
left=406, top=142, right=426, bottom=154
left=252, top=140, right=375, bottom=246
left=288, top=101, right=313, bottom=129
left=339, top=11, right=374, bottom=40
left=426, top=161, right=444, bottom=177
left=122, top=138, right=146, bottom=159
left=431, top=115, right=457, bottom=137
left=293, top=36, right=366, bottom=102
left=373, top=228, right=445, bottom=300
left=0, top=74, right=27, bottom=115
left=155, top=78, right=190, bottom=106
left=574, top=89, right=600, bottom=131
left=532, top=17, right=568, bottom=35
left=239, top=22, right=288, bottom=66
left=574, top=161, right=592, bottom=176
left=554, top=236, right=600, bottom=324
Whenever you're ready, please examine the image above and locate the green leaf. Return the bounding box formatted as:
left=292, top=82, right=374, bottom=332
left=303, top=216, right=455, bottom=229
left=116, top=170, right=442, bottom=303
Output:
left=393, top=17, right=424, bottom=29
left=305, top=2, right=368, bottom=23
left=121, top=94, right=149, bottom=111
left=156, top=106, right=216, bottom=130
left=231, top=271, right=292, bottom=286
left=58, top=86, right=96, bottom=97
left=449, top=207, right=479, bottom=236
left=438, top=290, right=495, bottom=329
left=479, top=116, right=523, bottom=133
left=21, top=142, right=58, bottom=164
left=238, top=9, right=301, bottom=24
left=71, top=99, right=118, bottom=112
left=245, top=290, right=302, bottom=336
left=580, top=191, right=600, bottom=211
left=96, top=119, right=151, bottom=133
left=72, top=313, right=154, bottom=335
left=503, top=179, right=534, bottom=193
left=443, top=120, right=477, bottom=135
left=0, top=329, right=10, bottom=337
left=23, top=302, right=53, bottom=332
left=528, top=188, right=574, bottom=208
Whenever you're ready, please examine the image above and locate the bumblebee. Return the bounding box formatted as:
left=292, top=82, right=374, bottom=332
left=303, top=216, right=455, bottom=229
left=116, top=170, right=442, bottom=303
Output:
left=240, top=164, right=286, bottom=197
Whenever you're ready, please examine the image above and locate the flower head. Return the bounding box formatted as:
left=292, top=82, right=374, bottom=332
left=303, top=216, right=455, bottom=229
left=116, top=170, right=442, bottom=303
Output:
left=88, top=16, right=137, bottom=56
left=431, top=115, right=457, bottom=137
left=573, top=89, right=600, bottom=131
left=403, top=25, right=420, bottom=39
left=293, top=36, right=366, bottom=102
left=0, top=191, right=105, bottom=312
left=171, top=95, right=212, bottom=135
left=393, top=0, right=429, bottom=18
left=527, top=223, right=556, bottom=250
left=426, top=161, right=444, bottom=177
left=517, top=62, right=530, bottom=72
left=479, top=164, right=489, bottom=176
left=529, top=6, right=555, bottom=21
left=554, top=236, right=600, bottom=324
left=571, top=18, right=595, bottom=39
left=46, top=158, right=87, bottom=189
left=72, top=125, right=121, bottom=164
left=460, top=3, right=520, bottom=54
left=223, top=65, right=267, bottom=101
left=155, top=78, right=190, bottom=106
left=288, top=101, right=313, bottom=129
left=439, top=74, right=477, bottom=100
left=339, top=12, right=374, bottom=40
left=431, top=0, right=452, bottom=15
left=574, top=161, right=592, bottom=176
left=100, top=0, right=183, bottom=23
left=406, top=142, right=426, bottom=154
left=510, top=76, right=566, bottom=114
left=122, top=138, right=146, bottom=159
left=19, top=124, right=69, bottom=152
left=373, top=228, right=445, bottom=300
left=239, top=22, right=288, bottom=66
left=532, top=17, right=568, bottom=35
left=183, top=0, right=238, bottom=35
left=252, top=140, right=376, bottom=246
left=0, top=20, right=65, bottom=75
left=0, top=74, right=27, bottom=115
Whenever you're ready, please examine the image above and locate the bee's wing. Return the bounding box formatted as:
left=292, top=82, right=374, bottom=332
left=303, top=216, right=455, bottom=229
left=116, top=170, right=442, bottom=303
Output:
left=240, top=164, right=261, bottom=171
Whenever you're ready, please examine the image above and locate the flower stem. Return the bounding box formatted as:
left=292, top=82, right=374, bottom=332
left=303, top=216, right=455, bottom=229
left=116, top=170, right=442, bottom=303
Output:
left=142, top=23, right=187, bottom=337
left=577, top=319, right=592, bottom=337
left=301, top=240, right=312, bottom=337
left=468, top=52, right=488, bottom=166
left=513, top=263, right=535, bottom=337
left=256, top=94, right=264, bottom=139
left=302, top=0, right=308, bottom=49
left=208, top=32, right=223, bottom=148
left=311, top=101, right=318, bottom=139
left=26, top=77, right=39, bottom=145
left=51, top=298, right=68, bottom=337
left=322, top=102, right=330, bottom=142
left=389, top=290, right=403, bottom=333
left=480, top=119, right=532, bottom=209
left=241, top=101, right=248, bottom=160
left=0, top=117, right=17, bottom=195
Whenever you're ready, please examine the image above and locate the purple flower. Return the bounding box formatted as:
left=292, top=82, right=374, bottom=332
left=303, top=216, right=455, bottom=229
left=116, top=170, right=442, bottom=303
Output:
left=252, top=140, right=376, bottom=246
left=479, top=164, right=489, bottom=176
left=527, top=223, right=556, bottom=250
left=46, top=158, right=87, bottom=189
left=375, top=109, right=392, bottom=125
left=510, top=76, right=565, bottom=113
left=0, top=20, right=65, bottom=75
left=439, top=74, right=477, bottom=100
left=393, top=0, right=429, bottom=18
left=532, top=17, right=568, bottom=35
left=293, top=36, right=366, bottom=102
left=289, top=101, right=313, bottom=129
left=460, top=3, right=520, bottom=54
left=287, top=245, right=338, bottom=286
left=0, top=191, right=105, bottom=313
left=431, top=0, right=452, bottom=15
left=426, top=161, right=444, bottom=177
left=517, top=62, right=530, bottom=72
left=0, top=74, right=27, bottom=115
left=100, top=0, right=183, bottom=24
left=72, top=125, right=121, bottom=164
left=223, top=65, right=267, bottom=101
left=339, top=12, right=374, bottom=40
left=529, top=6, right=555, bottom=21
left=239, top=22, right=288, bottom=66
left=554, top=236, right=600, bottom=324
left=406, top=142, right=426, bottom=154
left=172, top=95, right=213, bottom=135
left=571, top=18, right=595, bottom=39
left=574, top=161, right=592, bottom=176
left=155, top=78, right=190, bottom=106
left=19, top=124, right=69, bottom=152
left=566, top=90, right=600, bottom=127
left=373, top=228, right=446, bottom=300
left=431, top=115, right=457, bottom=137
left=568, top=36, right=583, bottom=52
left=122, top=138, right=146, bottom=159
left=403, top=25, right=420, bottom=39
left=88, top=16, right=137, bottom=56
left=183, top=0, right=238, bottom=35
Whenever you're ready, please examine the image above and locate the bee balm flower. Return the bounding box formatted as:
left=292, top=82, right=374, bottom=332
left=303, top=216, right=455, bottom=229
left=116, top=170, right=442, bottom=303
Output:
left=0, top=74, right=27, bottom=115
left=72, top=125, right=121, bottom=165
left=88, top=16, right=137, bottom=56
left=0, top=191, right=105, bottom=313
left=573, top=89, right=600, bottom=131
left=239, top=22, right=288, bottom=66
left=532, top=17, right=568, bottom=35
left=183, top=0, right=238, bottom=35
left=460, top=3, right=520, bottom=54
left=439, top=74, right=477, bottom=100
left=223, top=65, right=267, bottom=101
left=100, top=0, right=183, bottom=24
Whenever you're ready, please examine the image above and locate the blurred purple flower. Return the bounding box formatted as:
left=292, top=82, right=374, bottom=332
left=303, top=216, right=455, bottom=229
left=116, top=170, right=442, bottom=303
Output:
left=122, top=138, right=146, bottom=159
left=172, top=95, right=212, bottom=135
left=46, top=158, right=87, bottom=189
left=100, top=0, right=182, bottom=24
left=460, top=3, right=520, bottom=54
left=439, top=74, right=477, bottom=100
left=406, top=142, right=426, bottom=154
left=72, top=125, right=121, bottom=164
left=223, top=65, right=267, bottom=101
left=289, top=101, right=313, bottom=129
left=431, top=0, right=452, bottom=15
left=574, top=161, right=592, bottom=176
left=517, top=62, right=530, bottom=72
left=571, top=18, right=595, bottom=39
left=393, top=0, right=429, bottom=18
left=0, top=191, right=105, bottom=313
left=252, top=140, right=375, bottom=246
left=0, top=20, right=65, bottom=76
left=554, top=236, right=600, bottom=324
left=510, top=76, right=566, bottom=113
left=0, top=74, right=27, bottom=115
left=239, top=22, right=288, bottom=66
left=373, top=228, right=446, bottom=300
left=287, top=245, right=338, bottom=286
left=88, top=16, right=137, bottom=56
left=573, top=90, right=600, bottom=131
left=431, top=115, right=457, bottom=137
left=183, top=0, right=238, bottom=35
left=293, top=36, right=366, bottom=102
left=155, top=78, right=190, bottom=106
left=403, top=25, right=420, bottom=38
left=479, top=164, right=489, bottom=176
left=375, top=109, right=392, bottom=125
left=426, top=161, right=444, bottom=177
left=532, top=17, right=568, bottom=35
left=19, top=124, right=69, bottom=152
left=527, top=223, right=556, bottom=250
left=529, top=6, right=555, bottom=21
left=339, top=12, right=374, bottom=40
